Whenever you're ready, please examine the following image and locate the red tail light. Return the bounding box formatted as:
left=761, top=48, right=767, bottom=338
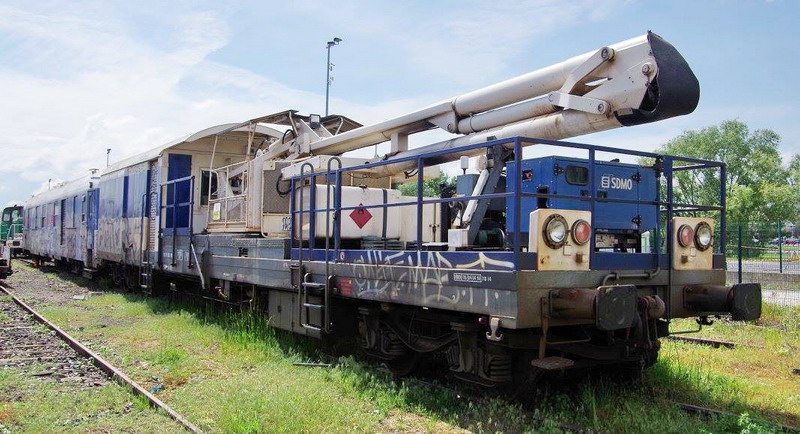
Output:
left=571, top=219, right=591, bottom=245
left=677, top=224, right=694, bottom=248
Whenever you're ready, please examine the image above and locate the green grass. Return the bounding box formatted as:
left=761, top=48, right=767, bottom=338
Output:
left=5, top=264, right=799, bottom=432
left=666, top=306, right=800, bottom=427
left=0, top=364, right=182, bottom=433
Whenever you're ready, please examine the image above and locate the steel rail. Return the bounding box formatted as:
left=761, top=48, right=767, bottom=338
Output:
left=665, top=335, right=766, bottom=350
left=675, top=402, right=797, bottom=432
left=664, top=335, right=738, bottom=349
left=0, top=282, right=202, bottom=433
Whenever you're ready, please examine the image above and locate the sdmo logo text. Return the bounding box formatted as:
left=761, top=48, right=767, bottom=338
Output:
left=600, top=174, right=633, bottom=190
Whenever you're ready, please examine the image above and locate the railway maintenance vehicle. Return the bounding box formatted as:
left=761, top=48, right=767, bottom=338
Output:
left=0, top=205, right=23, bottom=278
left=22, top=32, right=762, bottom=390
left=1, top=205, right=24, bottom=255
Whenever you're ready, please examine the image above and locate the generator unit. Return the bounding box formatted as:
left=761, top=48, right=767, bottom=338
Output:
left=505, top=157, right=658, bottom=251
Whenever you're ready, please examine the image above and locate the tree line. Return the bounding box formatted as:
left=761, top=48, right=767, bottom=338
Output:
left=654, top=120, right=798, bottom=227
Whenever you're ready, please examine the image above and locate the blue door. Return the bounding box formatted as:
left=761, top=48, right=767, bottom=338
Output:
left=86, top=188, right=98, bottom=251
left=165, top=154, right=192, bottom=235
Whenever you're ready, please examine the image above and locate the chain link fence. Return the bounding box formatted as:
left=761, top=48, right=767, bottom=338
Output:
left=725, top=223, right=799, bottom=306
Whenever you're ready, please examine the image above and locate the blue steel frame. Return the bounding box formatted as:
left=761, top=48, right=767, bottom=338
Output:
left=289, top=137, right=726, bottom=272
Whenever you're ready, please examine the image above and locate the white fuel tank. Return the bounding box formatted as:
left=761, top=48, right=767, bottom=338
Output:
left=294, top=185, right=439, bottom=243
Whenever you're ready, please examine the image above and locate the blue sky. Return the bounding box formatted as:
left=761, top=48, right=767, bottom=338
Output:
left=0, top=0, right=797, bottom=206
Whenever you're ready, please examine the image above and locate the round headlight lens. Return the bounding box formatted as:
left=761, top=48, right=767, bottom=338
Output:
left=571, top=219, right=591, bottom=245
left=695, top=222, right=713, bottom=251
left=677, top=224, right=694, bottom=248
left=543, top=214, right=568, bottom=248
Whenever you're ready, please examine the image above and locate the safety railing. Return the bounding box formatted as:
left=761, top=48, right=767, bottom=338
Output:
left=209, top=195, right=247, bottom=224
left=288, top=136, right=726, bottom=275
left=206, top=160, right=248, bottom=228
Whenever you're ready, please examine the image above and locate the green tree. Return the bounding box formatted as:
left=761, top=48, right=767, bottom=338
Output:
left=397, top=172, right=454, bottom=197
left=789, top=154, right=800, bottom=187
left=653, top=120, right=797, bottom=225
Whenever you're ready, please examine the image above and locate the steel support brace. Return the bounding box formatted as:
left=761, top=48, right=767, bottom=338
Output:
left=466, top=145, right=510, bottom=246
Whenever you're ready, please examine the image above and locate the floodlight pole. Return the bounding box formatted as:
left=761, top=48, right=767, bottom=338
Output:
left=325, top=37, right=342, bottom=116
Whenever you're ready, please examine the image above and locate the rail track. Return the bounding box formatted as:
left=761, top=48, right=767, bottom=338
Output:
left=675, top=402, right=798, bottom=432
left=0, top=281, right=202, bottom=433
left=664, top=335, right=739, bottom=349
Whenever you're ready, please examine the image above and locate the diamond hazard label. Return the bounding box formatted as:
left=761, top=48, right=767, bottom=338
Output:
left=349, top=204, right=373, bottom=229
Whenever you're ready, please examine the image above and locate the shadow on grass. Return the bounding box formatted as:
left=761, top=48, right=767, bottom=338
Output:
left=20, top=263, right=796, bottom=432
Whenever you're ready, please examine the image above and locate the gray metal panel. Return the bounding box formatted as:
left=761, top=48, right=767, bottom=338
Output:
left=262, top=161, right=292, bottom=214
left=267, top=291, right=319, bottom=336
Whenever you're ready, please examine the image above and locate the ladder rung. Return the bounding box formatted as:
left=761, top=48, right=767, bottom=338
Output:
left=302, top=324, right=323, bottom=332
left=303, top=303, right=324, bottom=309
left=302, top=282, right=326, bottom=289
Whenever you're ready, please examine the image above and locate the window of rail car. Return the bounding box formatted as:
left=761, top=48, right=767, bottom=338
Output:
left=122, top=175, right=129, bottom=218
left=200, top=170, right=218, bottom=206
left=81, top=195, right=86, bottom=222
left=65, top=200, right=70, bottom=228
left=1, top=210, right=8, bottom=222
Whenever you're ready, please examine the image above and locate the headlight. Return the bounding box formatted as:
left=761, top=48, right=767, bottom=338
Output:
left=694, top=222, right=713, bottom=251
left=543, top=214, right=568, bottom=249
left=677, top=224, right=694, bottom=248
left=571, top=219, right=591, bottom=246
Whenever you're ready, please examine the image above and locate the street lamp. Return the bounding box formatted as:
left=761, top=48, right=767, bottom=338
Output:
left=325, top=37, right=342, bottom=116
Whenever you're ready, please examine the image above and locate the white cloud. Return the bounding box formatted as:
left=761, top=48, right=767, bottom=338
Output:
left=0, top=1, right=448, bottom=201
left=0, top=5, right=268, bottom=193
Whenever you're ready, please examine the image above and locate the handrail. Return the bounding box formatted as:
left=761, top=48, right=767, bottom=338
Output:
left=324, top=156, right=342, bottom=333
left=289, top=136, right=723, bottom=176
left=139, top=192, right=147, bottom=267
left=287, top=136, right=727, bottom=272
left=288, top=193, right=725, bottom=215
left=297, top=162, right=315, bottom=267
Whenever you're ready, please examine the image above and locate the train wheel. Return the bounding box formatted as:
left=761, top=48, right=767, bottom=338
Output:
left=383, top=352, right=420, bottom=378
left=488, top=351, right=545, bottom=401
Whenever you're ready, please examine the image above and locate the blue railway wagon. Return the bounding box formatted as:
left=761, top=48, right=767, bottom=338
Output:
left=94, top=161, right=151, bottom=266
left=24, top=175, right=93, bottom=270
